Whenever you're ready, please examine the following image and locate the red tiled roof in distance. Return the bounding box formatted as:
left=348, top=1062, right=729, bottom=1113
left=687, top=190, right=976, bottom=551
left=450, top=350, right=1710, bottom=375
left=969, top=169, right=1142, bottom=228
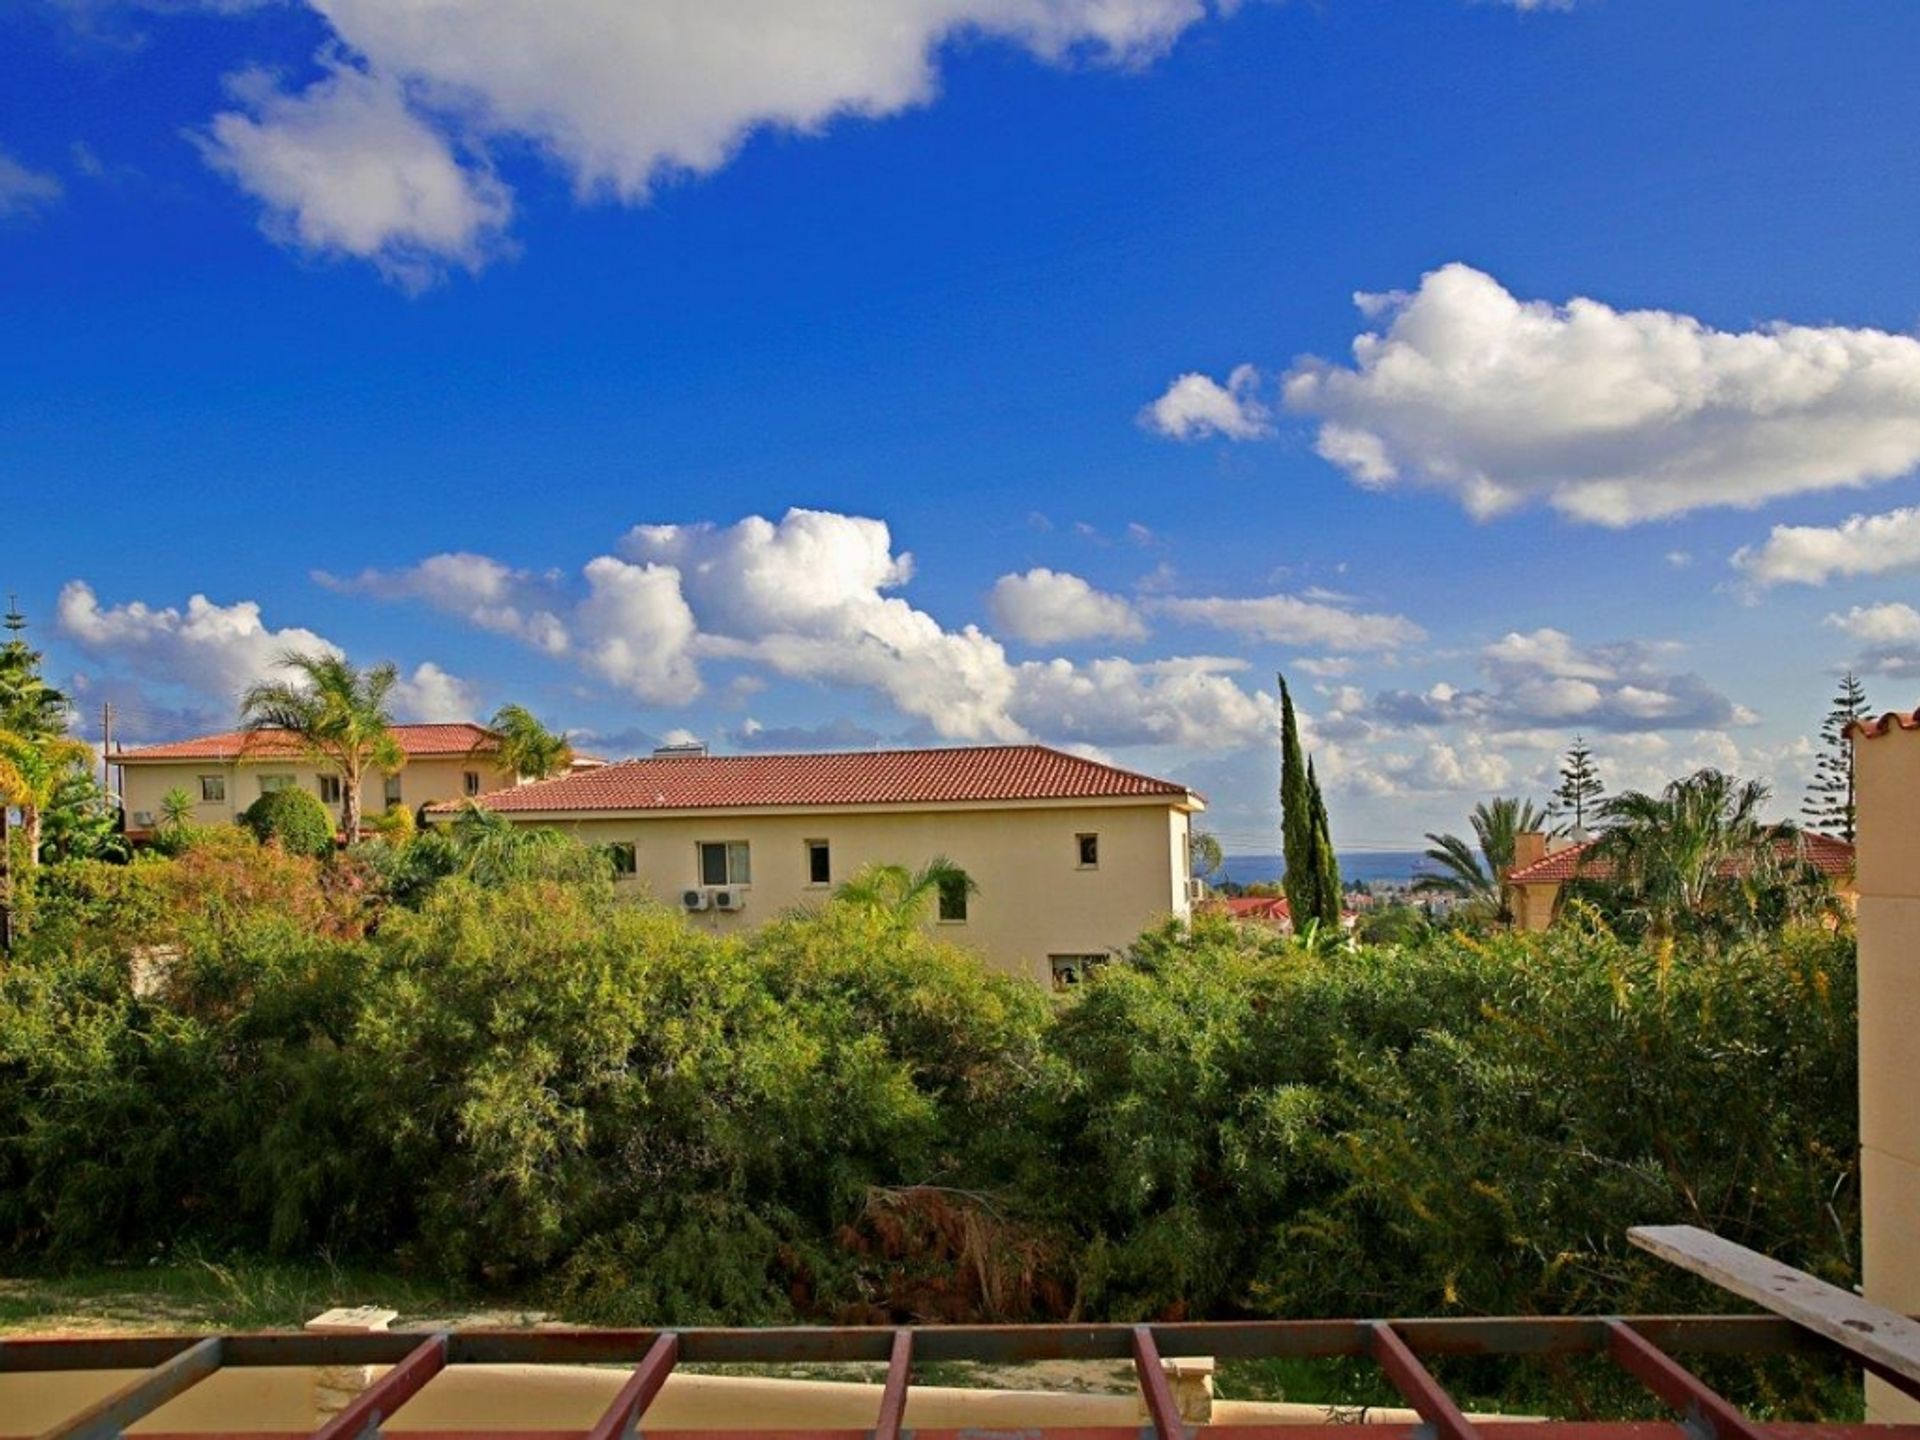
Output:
left=440, top=744, right=1200, bottom=814
left=116, top=723, right=503, bottom=763
left=1505, top=831, right=1855, bottom=886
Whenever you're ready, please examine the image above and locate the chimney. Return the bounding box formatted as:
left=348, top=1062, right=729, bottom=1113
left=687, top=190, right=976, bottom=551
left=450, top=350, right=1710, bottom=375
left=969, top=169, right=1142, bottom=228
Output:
left=1511, top=831, right=1549, bottom=873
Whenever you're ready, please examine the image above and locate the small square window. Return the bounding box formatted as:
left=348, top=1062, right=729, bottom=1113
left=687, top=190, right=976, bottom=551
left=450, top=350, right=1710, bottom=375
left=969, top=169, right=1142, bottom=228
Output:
left=463, top=771, right=482, bottom=797
left=1076, top=833, right=1099, bottom=868
left=806, top=839, right=831, bottom=886
left=383, top=774, right=403, bottom=806
left=318, top=775, right=343, bottom=805
left=937, top=874, right=969, bottom=923
left=608, top=842, right=637, bottom=877
left=199, top=775, right=225, bottom=803
left=699, top=840, right=751, bottom=886
left=259, top=774, right=295, bottom=796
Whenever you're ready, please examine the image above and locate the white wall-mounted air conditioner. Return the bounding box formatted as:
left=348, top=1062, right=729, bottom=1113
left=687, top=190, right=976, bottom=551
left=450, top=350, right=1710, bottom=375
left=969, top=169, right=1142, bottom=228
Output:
left=131, top=811, right=156, bottom=828
left=681, top=889, right=712, bottom=911
left=1185, top=877, right=1207, bottom=903
left=713, top=889, right=745, bottom=911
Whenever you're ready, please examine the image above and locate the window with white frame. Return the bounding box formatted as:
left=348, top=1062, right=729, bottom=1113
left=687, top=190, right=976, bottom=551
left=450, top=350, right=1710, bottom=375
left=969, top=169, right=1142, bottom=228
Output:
left=317, top=775, right=343, bottom=805
left=1049, top=954, right=1108, bottom=991
left=699, top=840, right=751, bottom=886
left=805, top=839, right=831, bottom=886
left=199, top=775, right=225, bottom=803
left=463, top=771, right=482, bottom=797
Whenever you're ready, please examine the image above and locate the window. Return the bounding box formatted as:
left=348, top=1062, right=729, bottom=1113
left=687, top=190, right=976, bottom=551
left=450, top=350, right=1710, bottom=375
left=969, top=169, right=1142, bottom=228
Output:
left=463, top=771, right=482, bottom=797
left=259, top=774, right=295, bottom=796
left=806, top=839, right=831, bottom=886
left=383, top=774, right=403, bottom=806
left=1076, top=833, right=1100, bottom=869
left=607, top=842, right=637, bottom=877
left=1050, top=954, right=1109, bottom=991
left=318, top=775, right=343, bottom=805
left=198, top=775, right=225, bottom=803
left=937, top=873, right=969, bottom=923
left=699, top=840, right=751, bottom=886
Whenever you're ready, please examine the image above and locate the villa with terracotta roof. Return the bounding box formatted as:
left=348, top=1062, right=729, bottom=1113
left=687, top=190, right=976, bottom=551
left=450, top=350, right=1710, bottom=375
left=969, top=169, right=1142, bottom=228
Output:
left=430, top=743, right=1207, bottom=987
left=114, top=723, right=545, bottom=838
left=1503, top=827, right=1856, bottom=931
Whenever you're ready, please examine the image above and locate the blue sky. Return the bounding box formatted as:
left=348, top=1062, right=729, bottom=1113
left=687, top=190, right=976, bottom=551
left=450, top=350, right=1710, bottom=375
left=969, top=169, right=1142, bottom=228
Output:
left=5, top=0, right=1920, bottom=852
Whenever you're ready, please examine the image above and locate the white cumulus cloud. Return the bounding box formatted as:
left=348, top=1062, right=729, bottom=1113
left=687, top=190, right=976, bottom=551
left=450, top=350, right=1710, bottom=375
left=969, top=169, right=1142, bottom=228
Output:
left=1282, top=263, right=1920, bottom=525
left=0, top=147, right=63, bottom=220
left=1139, top=363, right=1272, bottom=441
left=1732, top=505, right=1920, bottom=587
left=390, top=660, right=483, bottom=721
left=1827, top=601, right=1920, bottom=677
left=988, top=568, right=1146, bottom=644
left=197, top=0, right=1231, bottom=280
left=316, top=552, right=569, bottom=653
left=196, top=61, right=513, bottom=290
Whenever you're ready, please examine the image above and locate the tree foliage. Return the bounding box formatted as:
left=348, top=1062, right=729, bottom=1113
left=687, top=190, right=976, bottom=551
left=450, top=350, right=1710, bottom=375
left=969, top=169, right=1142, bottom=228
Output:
left=1278, top=675, right=1341, bottom=931
left=241, top=787, right=337, bottom=858
left=1414, top=796, right=1548, bottom=925
left=1804, top=673, right=1869, bottom=843
left=488, top=704, right=576, bottom=781
left=240, top=651, right=403, bottom=839
left=1551, top=735, right=1605, bottom=836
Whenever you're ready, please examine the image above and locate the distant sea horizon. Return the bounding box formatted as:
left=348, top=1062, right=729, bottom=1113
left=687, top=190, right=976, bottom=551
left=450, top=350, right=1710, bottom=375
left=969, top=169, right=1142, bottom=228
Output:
left=1219, top=851, right=1434, bottom=888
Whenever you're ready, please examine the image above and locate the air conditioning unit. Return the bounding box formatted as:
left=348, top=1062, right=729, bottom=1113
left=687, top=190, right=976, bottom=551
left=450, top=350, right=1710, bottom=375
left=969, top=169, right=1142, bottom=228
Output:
left=681, top=889, right=712, bottom=911
left=712, top=889, right=745, bottom=912
left=1185, top=877, right=1208, bottom=903
left=132, top=811, right=156, bottom=828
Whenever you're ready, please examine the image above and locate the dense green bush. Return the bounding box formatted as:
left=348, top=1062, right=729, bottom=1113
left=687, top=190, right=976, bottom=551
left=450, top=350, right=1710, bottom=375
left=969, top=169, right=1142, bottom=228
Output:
left=240, top=788, right=336, bottom=858
left=0, top=846, right=1859, bottom=1367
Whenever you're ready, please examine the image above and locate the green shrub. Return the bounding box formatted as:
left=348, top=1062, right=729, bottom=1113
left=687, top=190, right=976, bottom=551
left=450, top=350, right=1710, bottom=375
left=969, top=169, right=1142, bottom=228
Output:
left=240, top=788, right=336, bottom=858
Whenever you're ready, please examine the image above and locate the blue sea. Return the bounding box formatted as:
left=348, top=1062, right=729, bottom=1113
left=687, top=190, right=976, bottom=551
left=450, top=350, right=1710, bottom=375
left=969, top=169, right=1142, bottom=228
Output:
left=1218, top=851, right=1433, bottom=888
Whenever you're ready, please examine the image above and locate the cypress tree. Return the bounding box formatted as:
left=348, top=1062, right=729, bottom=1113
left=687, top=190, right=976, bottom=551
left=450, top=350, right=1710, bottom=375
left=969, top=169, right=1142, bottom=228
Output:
left=1278, top=674, right=1316, bottom=926
left=1804, top=672, right=1870, bottom=842
left=1307, top=756, right=1344, bottom=929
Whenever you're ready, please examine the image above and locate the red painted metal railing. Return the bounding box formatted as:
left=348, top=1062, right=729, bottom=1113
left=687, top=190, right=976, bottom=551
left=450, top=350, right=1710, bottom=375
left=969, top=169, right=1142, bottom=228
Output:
left=7, top=1314, right=1918, bottom=1440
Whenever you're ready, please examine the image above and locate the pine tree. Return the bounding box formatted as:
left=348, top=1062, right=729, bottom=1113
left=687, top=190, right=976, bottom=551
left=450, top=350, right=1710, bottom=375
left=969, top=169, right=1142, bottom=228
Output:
left=1278, top=674, right=1316, bottom=927
left=1804, top=672, right=1870, bottom=842
left=1551, top=735, right=1604, bottom=837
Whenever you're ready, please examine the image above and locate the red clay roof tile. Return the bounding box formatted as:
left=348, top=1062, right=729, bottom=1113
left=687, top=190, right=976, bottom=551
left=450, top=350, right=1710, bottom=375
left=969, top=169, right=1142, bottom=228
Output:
left=116, top=724, right=501, bottom=763
left=436, top=744, right=1195, bottom=814
left=1505, top=831, right=1854, bottom=886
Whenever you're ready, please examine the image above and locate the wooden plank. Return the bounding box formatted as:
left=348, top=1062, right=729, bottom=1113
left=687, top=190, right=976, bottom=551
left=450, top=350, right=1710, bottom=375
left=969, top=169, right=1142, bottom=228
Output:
left=1629, top=1225, right=1920, bottom=1387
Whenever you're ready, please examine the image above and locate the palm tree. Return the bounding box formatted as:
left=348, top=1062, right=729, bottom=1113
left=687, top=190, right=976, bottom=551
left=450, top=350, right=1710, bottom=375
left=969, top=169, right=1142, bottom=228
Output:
left=1590, top=768, right=1811, bottom=942
left=240, top=651, right=404, bottom=842
left=487, top=703, right=575, bottom=781
left=833, top=856, right=978, bottom=929
left=1413, top=796, right=1550, bottom=925
left=159, top=785, right=197, bottom=833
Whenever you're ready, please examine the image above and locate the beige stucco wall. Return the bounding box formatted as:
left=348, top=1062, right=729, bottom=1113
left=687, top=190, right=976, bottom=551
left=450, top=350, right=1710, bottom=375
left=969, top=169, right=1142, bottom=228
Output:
left=120, top=756, right=517, bottom=833
left=507, top=798, right=1196, bottom=987
left=1510, top=880, right=1559, bottom=932
left=1853, top=725, right=1920, bottom=1420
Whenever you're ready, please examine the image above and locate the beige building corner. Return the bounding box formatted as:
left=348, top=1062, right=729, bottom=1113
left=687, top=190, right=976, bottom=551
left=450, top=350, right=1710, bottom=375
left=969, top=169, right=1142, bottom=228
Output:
left=430, top=744, right=1205, bottom=988
left=1850, top=708, right=1920, bottom=1420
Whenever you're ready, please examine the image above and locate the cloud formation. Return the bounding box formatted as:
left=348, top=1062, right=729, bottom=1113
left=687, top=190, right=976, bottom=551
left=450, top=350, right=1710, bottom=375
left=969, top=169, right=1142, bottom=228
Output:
left=198, top=0, right=1233, bottom=283
left=1281, top=263, right=1920, bottom=525
left=1732, top=505, right=1920, bottom=587
left=1153, top=591, right=1423, bottom=651
left=197, top=62, right=513, bottom=290
left=0, top=147, right=63, bottom=220
left=988, top=568, right=1146, bottom=644
left=1366, top=627, right=1751, bottom=735
left=1139, top=364, right=1271, bottom=441
left=1827, top=602, right=1920, bottom=677
left=316, top=552, right=569, bottom=652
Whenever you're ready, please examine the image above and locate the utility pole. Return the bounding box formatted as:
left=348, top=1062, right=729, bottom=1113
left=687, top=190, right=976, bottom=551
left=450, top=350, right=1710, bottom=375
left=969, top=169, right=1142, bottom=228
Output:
left=101, top=701, right=114, bottom=800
